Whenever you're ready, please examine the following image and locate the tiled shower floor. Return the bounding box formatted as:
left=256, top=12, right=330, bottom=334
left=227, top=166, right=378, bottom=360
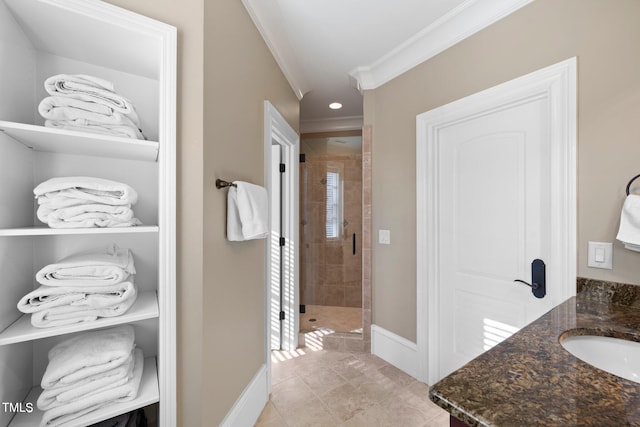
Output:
left=300, top=305, right=362, bottom=333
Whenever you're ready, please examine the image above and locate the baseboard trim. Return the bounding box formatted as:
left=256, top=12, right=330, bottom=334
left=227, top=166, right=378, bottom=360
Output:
left=220, top=364, right=268, bottom=427
left=371, top=324, right=419, bottom=379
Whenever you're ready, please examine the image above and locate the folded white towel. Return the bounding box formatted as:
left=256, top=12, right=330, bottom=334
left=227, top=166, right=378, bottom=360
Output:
left=34, top=177, right=138, bottom=206
left=40, top=348, right=144, bottom=427
left=36, top=245, right=135, bottom=288
left=226, top=181, right=269, bottom=241
left=41, top=325, right=135, bottom=389
left=38, top=351, right=135, bottom=410
left=38, top=203, right=141, bottom=229
left=30, top=288, right=137, bottom=328
left=17, top=281, right=136, bottom=313
left=44, top=74, right=139, bottom=119
left=616, top=194, right=640, bottom=252
left=38, top=96, right=141, bottom=127
left=45, top=119, right=145, bottom=140
left=39, top=96, right=119, bottom=120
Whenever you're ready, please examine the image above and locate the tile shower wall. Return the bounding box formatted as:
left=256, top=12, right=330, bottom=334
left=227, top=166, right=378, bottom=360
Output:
left=300, top=148, right=363, bottom=308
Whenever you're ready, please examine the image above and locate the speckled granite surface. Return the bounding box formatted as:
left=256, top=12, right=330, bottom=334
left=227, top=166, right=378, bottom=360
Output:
left=429, top=279, right=640, bottom=426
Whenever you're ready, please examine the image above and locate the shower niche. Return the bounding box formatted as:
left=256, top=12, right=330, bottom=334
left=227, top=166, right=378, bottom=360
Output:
left=0, top=0, right=176, bottom=426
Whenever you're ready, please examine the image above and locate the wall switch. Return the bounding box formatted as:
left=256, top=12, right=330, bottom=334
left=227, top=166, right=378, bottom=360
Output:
left=587, top=241, right=613, bottom=269
left=379, top=229, right=391, bottom=245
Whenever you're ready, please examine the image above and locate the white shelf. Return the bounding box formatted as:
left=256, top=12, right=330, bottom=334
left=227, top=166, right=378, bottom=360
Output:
left=0, top=226, right=159, bottom=237
left=0, top=291, right=159, bottom=346
left=0, top=121, right=159, bottom=162
left=9, top=357, right=159, bottom=427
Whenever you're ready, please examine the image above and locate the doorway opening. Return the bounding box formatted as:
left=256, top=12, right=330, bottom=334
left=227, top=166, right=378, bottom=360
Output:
left=299, top=130, right=363, bottom=344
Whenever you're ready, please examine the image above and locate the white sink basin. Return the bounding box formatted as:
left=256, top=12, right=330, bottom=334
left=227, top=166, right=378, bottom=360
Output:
left=560, top=335, right=640, bottom=384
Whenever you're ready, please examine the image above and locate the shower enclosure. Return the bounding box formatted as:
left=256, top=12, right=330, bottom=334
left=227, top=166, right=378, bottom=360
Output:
left=299, top=134, right=362, bottom=334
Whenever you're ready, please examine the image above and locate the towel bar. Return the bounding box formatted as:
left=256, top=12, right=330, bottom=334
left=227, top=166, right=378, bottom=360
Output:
left=626, top=174, right=640, bottom=195
left=216, top=179, right=236, bottom=189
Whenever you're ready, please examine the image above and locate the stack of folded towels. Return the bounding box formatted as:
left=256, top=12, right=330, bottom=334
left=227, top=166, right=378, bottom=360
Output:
left=37, top=325, right=144, bottom=427
left=38, top=74, right=145, bottom=140
left=17, top=244, right=137, bottom=328
left=34, top=176, right=142, bottom=229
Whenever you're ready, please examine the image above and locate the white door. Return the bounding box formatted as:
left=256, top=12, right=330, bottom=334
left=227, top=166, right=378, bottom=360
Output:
left=438, top=99, right=550, bottom=379
left=416, top=58, right=577, bottom=384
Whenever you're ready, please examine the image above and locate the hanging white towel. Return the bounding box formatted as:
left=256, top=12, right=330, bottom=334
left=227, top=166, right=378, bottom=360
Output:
left=226, top=181, right=269, bottom=241
left=616, top=194, right=640, bottom=252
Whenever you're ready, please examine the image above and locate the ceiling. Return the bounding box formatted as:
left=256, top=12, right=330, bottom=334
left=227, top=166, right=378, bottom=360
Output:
left=241, top=0, right=533, bottom=132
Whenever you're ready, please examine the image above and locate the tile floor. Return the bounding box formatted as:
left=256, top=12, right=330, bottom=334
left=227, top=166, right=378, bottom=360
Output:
left=300, top=305, right=362, bottom=333
left=255, top=344, right=449, bottom=426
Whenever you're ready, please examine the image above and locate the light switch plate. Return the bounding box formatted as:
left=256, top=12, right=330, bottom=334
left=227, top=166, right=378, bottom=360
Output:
left=587, top=241, right=612, bottom=269
left=379, top=229, right=391, bottom=245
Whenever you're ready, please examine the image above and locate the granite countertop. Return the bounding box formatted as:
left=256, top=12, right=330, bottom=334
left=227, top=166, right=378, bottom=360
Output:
left=429, top=279, right=640, bottom=426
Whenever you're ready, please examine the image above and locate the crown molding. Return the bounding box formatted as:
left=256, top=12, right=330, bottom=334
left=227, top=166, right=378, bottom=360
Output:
left=241, top=0, right=310, bottom=100
left=350, top=0, right=534, bottom=92
left=300, top=116, right=363, bottom=134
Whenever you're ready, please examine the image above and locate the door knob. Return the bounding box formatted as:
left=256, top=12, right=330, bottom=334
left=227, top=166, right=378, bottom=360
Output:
left=514, top=259, right=546, bottom=299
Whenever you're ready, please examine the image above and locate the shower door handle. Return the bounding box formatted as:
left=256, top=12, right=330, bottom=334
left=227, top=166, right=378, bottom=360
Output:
left=352, top=233, right=356, bottom=255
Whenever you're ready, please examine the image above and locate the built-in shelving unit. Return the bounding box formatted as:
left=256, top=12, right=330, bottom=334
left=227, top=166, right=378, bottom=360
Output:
left=0, top=0, right=176, bottom=426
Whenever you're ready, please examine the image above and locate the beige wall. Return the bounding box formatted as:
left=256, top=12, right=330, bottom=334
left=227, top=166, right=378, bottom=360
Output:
left=203, top=0, right=299, bottom=424
left=106, top=0, right=299, bottom=425
left=365, top=0, right=640, bottom=342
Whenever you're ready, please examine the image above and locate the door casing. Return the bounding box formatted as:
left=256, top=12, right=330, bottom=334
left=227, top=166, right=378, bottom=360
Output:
left=264, top=101, right=299, bottom=386
left=416, top=58, right=577, bottom=384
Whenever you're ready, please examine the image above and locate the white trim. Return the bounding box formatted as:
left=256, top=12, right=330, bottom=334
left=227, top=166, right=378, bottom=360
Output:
left=371, top=325, right=420, bottom=380
left=350, top=0, right=534, bottom=91
left=219, top=364, right=269, bottom=427
left=416, top=58, right=577, bottom=385
left=156, top=16, right=178, bottom=427
left=241, top=0, right=309, bottom=99
left=299, top=116, right=363, bottom=134
left=264, top=101, right=300, bottom=389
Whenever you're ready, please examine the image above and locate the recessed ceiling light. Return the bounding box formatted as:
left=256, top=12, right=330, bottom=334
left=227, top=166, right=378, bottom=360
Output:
left=329, top=102, right=342, bottom=110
